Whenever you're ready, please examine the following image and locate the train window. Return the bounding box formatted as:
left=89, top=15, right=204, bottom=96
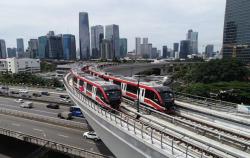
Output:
left=79, top=80, right=84, bottom=86
left=145, top=90, right=160, bottom=104
left=127, top=84, right=138, bottom=94
left=86, top=83, right=92, bottom=92
left=96, top=89, right=104, bottom=100
left=113, top=80, right=121, bottom=86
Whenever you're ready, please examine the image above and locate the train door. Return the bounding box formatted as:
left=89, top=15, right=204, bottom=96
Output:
left=92, top=86, right=97, bottom=100
left=139, top=88, right=145, bottom=103
left=121, top=83, right=127, bottom=95
left=77, top=79, right=80, bottom=89
left=84, top=82, right=87, bottom=93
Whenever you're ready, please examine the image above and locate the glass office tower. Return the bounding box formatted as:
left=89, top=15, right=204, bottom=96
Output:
left=223, top=0, right=250, bottom=63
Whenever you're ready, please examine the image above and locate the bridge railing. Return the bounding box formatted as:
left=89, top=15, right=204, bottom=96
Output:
left=0, top=127, right=108, bottom=158
left=64, top=73, right=223, bottom=158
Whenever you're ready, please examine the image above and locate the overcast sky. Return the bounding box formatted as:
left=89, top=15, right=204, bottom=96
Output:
left=0, top=0, right=226, bottom=52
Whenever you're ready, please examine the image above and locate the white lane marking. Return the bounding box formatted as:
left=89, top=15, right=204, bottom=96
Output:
left=11, top=123, right=21, bottom=127
left=33, top=128, right=43, bottom=132
left=58, top=134, right=69, bottom=138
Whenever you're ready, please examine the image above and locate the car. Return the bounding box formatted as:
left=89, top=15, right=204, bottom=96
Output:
left=60, top=98, right=71, bottom=103
left=33, top=93, right=42, bottom=97
left=19, top=89, right=28, bottom=93
left=56, top=88, right=64, bottom=91
left=59, top=95, right=67, bottom=98
left=20, top=102, right=33, bottom=108
left=41, top=92, right=50, bottom=96
left=11, top=91, right=19, bottom=95
left=15, top=99, right=24, bottom=103
left=1, top=86, right=9, bottom=90
left=57, top=112, right=72, bottom=120
left=46, top=104, right=60, bottom=109
left=83, top=131, right=100, bottom=141
left=21, top=94, right=31, bottom=98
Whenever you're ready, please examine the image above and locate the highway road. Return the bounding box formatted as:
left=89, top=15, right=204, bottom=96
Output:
left=0, top=96, right=85, bottom=123
left=0, top=114, right=114, bottom=157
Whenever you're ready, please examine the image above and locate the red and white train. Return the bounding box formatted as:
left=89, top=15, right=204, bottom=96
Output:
left=84, top=67, right=175, bottom=113
left=70, top=69, right=122, bottom=110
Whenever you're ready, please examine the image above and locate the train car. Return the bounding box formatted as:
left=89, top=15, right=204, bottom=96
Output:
left=71, top=70, right=122, bottom=110
left=86, top=68, right=175, bottom=113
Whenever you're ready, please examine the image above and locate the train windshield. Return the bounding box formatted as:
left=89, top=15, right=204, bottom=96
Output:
left=160, top=91, right=174, bottom=101
left=106, top=90, right=121, bottom=100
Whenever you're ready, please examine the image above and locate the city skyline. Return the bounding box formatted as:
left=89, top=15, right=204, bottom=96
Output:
left=0, top=0, right=225, bottom=52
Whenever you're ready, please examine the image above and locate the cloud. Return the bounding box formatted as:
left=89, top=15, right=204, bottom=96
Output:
left=0, top=0, right=226, bottom=51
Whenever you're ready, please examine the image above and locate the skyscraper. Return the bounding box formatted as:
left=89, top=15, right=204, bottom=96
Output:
left=79, top=12, right=90, bottom=60
left=91, top=25, right=104, bottom=59
left=135, top=38, right=141, bottom=56
left=223, top=0, right=250, bottom=63
left=187, top=30, right=198, bottom=54
left=0, top=40, right=7, bottom=59
left=7, top=48, right=17, bottom=58
left=62, top=34, right=76, bottom=60
left=101, top=40, right=113, bottom=60
left=105, top=24, right=120, bottom=59
left=180, top=40, right=190, bottom=59
left=28, top=39, right=39, bottom=58
left=47, top=34, right=63, bottom=59
left=16, top=38, right=24, bottom=58
left=119, top=38, right=127, bottom=58
left=162, top=46, right=168, bottom=58
left=205, top=45, right=214, bottom=58
left=173, top=43, right=179, bottom=53
left=151, top=47, right=157, bottom=59
left=38, top=36, right=48, bottom=59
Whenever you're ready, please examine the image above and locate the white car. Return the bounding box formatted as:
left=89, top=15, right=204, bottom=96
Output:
left=20, top=101, right=33, bottom=108
left=60, top=98, right=71, bottom=103
left=15, top=99, right=24, bottom=103
left=19, top=89, right=28, bottom=93
left=83, top=131, right=100, bottom=141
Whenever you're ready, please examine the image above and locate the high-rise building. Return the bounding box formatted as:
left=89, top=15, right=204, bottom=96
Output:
left=62, top=34, right=76, bottom=60
left=135, top=37, right=141, bottom=56
left=119, top=38, right=127, bottom=58
left=0, top=40, right=7, bottom=59
left=101, top=40, right=113, bottom=60
left=151, top=47, right=157, bottom=59
left=79, top=12, right=90, bottom=60
left=47, top=34, right=63, bottom=59
left=16, top=38, right=24, bottom=58
left=173, top=43, right=179, bottom=53
left=38, top=36, right=48, bottom=59
left=28, top=39, right=39, bottom=58
left=91, top=25, right=104, bottom=59
left=180, top=40, right=190, bottom=59
left=105, top=24, right=120, bottom=59
left=141, top=38, right=150, bottom=58
left=162, top=46, right=168, bottom=58
left=205, top=45, right=214, bottom=58
left=223, top=0, right=250, bottom=63
left=7, top=48, right=17, bottom=58
left=187, top=29, right=198, bottom=54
